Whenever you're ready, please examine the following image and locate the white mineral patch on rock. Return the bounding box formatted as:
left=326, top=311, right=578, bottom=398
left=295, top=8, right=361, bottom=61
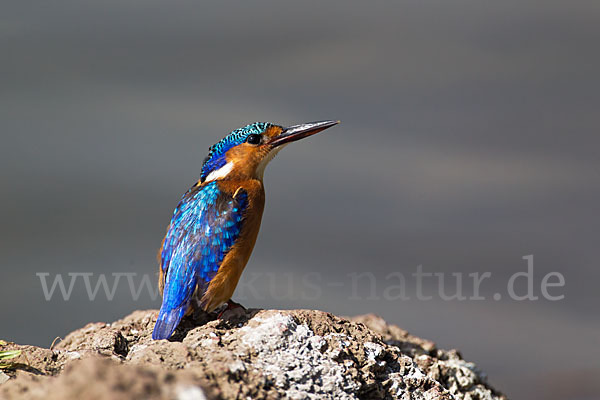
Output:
left=66, top=351, right=81, bottom=360
left=364, top=341, right=384, bottom=360
left=176, top=385, right=207, bottom=400
left=240, top=313, right=360, bottom=399
left=127, top=344, right=147, bottom=354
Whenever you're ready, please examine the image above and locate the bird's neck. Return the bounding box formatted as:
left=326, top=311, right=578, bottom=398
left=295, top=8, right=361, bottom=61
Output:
left=203, top=160, right=267, bottom=183
left=203, top=146, right=283, bottom=184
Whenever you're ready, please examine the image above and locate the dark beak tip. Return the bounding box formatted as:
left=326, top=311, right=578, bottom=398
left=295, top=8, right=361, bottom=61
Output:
left=268, top=119, right=340, bottom=147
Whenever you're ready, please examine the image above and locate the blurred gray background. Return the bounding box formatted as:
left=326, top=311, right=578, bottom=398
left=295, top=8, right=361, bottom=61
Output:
left=1, top=1, right=599, bottom=399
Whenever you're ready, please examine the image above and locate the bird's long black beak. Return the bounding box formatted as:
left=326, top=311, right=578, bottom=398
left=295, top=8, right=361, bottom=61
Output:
left=268, top=120, right=339, bottom=147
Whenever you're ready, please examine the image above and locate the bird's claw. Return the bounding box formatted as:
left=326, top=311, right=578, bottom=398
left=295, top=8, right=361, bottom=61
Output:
left=217, top=300, right=246, bottom=319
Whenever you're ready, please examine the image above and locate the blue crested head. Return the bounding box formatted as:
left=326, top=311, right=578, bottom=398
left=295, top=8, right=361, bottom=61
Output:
left=198, top=120, right=339, bottom=183
left=200, top=122, right=273, bottom=182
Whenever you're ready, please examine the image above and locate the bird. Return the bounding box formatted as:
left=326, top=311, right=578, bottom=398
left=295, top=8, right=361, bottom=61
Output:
left=152, top=120, right=339, bottom=340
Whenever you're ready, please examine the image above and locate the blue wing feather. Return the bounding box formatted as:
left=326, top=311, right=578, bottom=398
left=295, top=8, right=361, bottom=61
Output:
left=152, top=181, right=248, bottom=340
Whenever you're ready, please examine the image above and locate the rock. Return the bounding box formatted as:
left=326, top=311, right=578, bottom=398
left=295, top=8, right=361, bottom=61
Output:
left=0, top=309, right=506, bottom=400
left=0, top=372, right=8, bottom=385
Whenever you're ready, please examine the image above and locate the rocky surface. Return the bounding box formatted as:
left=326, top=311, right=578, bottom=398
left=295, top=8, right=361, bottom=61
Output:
left=0, top=308, right=506, bottom=400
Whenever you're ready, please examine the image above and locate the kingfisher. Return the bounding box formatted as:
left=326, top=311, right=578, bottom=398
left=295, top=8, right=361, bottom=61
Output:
left=152, top=120, right=339, bottom=340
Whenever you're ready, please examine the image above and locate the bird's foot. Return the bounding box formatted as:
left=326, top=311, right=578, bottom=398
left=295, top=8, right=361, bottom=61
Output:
left=217, top=299, right=246, bottom=319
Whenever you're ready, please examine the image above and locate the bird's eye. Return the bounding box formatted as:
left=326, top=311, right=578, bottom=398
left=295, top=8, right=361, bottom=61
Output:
left=246, top=134, right=262, bottom=145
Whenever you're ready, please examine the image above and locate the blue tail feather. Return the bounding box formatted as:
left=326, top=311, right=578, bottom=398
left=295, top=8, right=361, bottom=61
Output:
left=152, top=305, right=187, bottom=340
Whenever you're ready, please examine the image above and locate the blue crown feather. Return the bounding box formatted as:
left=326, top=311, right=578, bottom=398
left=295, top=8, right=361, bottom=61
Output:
left=200, top=122, right=272, bottom=181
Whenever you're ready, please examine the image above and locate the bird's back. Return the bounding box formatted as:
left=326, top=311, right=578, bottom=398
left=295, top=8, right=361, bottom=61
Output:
left=153, top=179, right=264, bottom=340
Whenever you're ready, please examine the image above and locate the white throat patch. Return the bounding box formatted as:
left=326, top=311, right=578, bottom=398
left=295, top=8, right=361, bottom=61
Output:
left=255, top=145, right=286, bottom=180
